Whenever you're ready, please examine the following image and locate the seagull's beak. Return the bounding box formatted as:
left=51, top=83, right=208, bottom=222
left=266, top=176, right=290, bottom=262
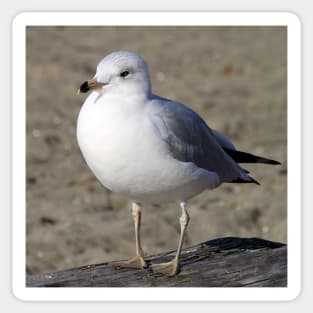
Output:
left=77, top=79, right=106, bottom=94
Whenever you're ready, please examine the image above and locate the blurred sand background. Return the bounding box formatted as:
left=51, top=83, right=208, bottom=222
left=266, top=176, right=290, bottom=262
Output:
left=26, top=26, right=287, bottom=275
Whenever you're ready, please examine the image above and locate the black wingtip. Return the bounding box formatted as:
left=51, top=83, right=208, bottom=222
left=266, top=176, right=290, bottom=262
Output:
left=251, top=177, right=260, bottom=185
left=228, top=176, right=260, bottom=185
left=223, top=148, right=281, bottom=165
left=265, top=159, right=281, bottom=165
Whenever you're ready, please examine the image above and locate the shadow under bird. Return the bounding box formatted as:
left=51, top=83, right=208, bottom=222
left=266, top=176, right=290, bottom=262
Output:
left=77, top=50, right=280, bottom=276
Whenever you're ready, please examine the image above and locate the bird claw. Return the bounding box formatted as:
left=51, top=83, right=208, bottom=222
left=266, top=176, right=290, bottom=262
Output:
left=151, top=258, right=180, bottom=277
left=113, top=255, right=147, bottom=269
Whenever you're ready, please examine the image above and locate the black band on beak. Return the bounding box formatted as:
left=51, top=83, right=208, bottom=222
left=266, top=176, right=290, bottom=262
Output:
left=79, top=81, right=90, bottom=93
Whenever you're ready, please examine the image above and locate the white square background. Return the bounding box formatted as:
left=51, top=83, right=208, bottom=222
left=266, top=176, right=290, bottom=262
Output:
left=1, top=0, right=311, bottom=311
left=13, top=12, right=299, bottom=301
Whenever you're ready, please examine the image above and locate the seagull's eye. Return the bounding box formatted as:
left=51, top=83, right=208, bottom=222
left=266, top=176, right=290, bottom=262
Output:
left=120, top=70, right=130, bottom=78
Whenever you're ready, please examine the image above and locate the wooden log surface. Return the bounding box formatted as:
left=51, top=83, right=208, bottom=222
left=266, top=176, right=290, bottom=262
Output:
left=27, top=237, right=287, bottom=287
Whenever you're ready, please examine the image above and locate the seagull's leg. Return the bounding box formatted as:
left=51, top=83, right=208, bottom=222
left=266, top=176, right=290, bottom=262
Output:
left=114, top=202, right=147, bottom=269
left=151, top=202, right=190, bottom=276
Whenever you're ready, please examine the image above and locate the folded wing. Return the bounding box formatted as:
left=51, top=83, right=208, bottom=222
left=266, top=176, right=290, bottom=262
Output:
left=149, top=97, right=256, bottom=184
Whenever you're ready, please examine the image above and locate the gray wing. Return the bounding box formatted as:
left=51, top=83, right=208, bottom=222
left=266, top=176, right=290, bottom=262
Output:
left=212, top=129, right=236, bottom=150
left=149, top=97, right=251, bottom=183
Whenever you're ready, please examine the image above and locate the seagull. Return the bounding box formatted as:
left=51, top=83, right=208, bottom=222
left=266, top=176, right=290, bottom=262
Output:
left=77, top=50, right=280, bottom=276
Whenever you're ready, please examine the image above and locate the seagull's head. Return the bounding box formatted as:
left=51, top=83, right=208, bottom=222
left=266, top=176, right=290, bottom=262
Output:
left=78, top=50, right=152, bottom=97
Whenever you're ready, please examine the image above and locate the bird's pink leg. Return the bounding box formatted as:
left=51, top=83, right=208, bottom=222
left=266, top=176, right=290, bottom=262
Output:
left=151, top=202, right=190, bottom=276
left=114, top=203, right=147, bottom=269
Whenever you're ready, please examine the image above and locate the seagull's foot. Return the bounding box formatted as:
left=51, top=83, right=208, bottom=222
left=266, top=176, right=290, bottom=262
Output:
left=113, top=255, right=147, bottom=269
left=151, top=258, right=180, bottom=277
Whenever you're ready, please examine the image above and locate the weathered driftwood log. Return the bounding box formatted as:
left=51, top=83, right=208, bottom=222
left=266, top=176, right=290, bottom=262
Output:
left=27, top=237, right=287, bottom=287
